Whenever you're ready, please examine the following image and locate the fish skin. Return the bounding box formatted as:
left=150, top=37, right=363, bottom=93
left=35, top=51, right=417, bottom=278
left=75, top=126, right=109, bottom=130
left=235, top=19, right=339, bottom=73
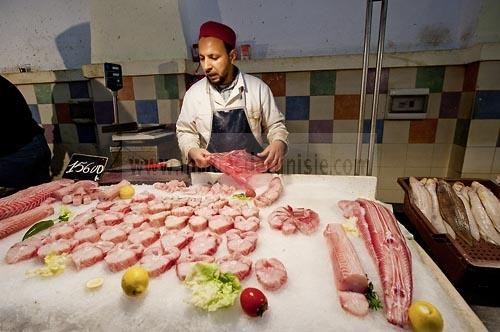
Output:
left=436, top=180, right=473, bottom=246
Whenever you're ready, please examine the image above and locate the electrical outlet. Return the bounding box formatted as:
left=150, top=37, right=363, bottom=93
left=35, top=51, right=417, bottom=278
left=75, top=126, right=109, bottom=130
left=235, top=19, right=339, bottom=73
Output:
left=386, top=88, right=429, bottom=119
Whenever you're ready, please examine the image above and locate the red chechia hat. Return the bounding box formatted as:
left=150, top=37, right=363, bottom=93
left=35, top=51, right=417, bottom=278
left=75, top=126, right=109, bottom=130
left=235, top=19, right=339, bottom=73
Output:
left=199, top=21, right=236, bottom=49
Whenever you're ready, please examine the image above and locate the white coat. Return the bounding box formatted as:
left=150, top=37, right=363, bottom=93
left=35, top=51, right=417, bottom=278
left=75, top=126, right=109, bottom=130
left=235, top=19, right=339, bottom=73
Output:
left=176, top=70, right=289, bottom=163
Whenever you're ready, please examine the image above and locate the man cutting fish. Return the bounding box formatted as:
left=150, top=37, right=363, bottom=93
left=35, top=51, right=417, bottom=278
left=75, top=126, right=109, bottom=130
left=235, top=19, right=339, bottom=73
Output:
left=176, top=21, right=289, bottom=172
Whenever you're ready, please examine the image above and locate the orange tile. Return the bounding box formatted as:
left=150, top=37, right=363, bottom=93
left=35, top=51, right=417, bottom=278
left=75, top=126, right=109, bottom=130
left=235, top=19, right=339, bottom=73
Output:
left=262, top=73, right=285, bottom=96
left=117, top=76, right=135, bottom=100
left=409, top=119, right=438, bottom=143
left=334, top=95, right=360, bottom=120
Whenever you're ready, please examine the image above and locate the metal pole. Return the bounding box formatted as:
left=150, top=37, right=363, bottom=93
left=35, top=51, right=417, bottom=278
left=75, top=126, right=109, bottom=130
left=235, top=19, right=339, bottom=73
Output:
left=112, top=91, right=119, bottom=123
left=354, top=0, right=373, bottom=175
left=367, top=0, right=387, bottom=176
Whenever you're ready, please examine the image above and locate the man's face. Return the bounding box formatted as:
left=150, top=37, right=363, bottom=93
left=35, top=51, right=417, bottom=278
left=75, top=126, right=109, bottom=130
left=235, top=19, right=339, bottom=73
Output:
left=198, top=37, right=236, bottom=86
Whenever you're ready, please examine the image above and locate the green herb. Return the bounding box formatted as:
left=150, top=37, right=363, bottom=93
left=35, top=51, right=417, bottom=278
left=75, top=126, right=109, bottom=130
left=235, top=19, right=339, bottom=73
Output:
left=22, top=219, right=55, bottom=241
left=58, top=206, right=72, bottom=222
left=231, top=193, right=250, bottom=201
left=365, top=281, right=383, bottom=310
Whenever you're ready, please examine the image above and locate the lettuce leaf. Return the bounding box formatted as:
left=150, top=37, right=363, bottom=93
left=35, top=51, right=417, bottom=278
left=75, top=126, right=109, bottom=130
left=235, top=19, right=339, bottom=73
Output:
left=184, top=262, right=241, bottom=312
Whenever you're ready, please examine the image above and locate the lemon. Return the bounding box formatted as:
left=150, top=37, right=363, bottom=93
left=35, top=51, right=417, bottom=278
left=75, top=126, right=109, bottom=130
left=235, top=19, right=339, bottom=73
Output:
left=86, top=277, right=104, bottom=290
left=119, top=185, right=135, bottom=199
left=121, top=266, right=149, bottom=297
left=408, top=300, right=444, bottom=332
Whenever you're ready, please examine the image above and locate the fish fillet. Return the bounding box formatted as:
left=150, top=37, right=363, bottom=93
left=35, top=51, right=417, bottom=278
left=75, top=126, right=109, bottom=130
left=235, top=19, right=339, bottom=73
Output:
left=424, top=178, right=454, bottom=237
left=468, top=189, right=500, bottom=246
left=324, top=223, right=369, bottom=317
left=453, top=182, right=480, bottom=241
left=0, top=205, right=54, bottom=240
left=340, top=199, right=413, bottom=327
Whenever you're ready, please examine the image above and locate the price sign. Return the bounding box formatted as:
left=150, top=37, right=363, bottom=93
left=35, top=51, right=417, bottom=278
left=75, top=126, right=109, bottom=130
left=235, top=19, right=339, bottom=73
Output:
left=62, top=154, right=108, bottom=181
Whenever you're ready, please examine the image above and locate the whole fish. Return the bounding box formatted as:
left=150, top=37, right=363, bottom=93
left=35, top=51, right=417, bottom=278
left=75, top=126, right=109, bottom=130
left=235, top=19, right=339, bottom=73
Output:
left=409, top=177, right=433, bottom=221
left=424, top=178, right=454, bottom=237
left=436, top=180, right=473, bottom=246
left=468, top=189, right=500, bottom=246
left=452, top=182, right=480, bottom=241
left=471, top=181, right=500, bottom=232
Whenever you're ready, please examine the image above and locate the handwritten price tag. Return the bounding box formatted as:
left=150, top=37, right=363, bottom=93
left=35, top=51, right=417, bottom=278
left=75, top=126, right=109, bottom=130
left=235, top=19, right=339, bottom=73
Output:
left=63, top=154, right=108, bottom=181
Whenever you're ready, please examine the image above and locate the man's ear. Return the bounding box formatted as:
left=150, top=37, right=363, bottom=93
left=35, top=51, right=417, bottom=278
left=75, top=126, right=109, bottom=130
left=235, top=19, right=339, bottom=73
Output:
left=229, top=49, right=237, bottom=63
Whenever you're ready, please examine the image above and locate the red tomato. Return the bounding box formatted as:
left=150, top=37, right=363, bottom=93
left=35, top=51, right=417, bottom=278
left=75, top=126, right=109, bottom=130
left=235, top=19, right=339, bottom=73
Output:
left=240, top=287, right=268, bottom=317
left=245, top=188, right=256, bottom=198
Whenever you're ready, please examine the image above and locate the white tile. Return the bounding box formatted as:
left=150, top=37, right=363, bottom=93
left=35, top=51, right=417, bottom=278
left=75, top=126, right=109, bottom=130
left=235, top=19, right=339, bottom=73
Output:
left=308, top=143, right=332, bottom=174
left=430, top=167, right=448, bottom=177
left=378, top=143, right=407, bottom=167
left=133, top=76, right=156, bottom=100
left=477, top=61, right=500, bottom=90
left=492, top=148, right=500, bottom=173
left=177, top=75, right=186, bottom=99
left=407, top=144, right=433, bottom=167
left=158, top=99, right=180, bottom=124
left=331, top=143, right=357, bottom=175
left=435, top=119, right=456, bottom=143
left=462, top=147, right=495, bottom=173
left=333, top=120, right=358, bottom=144
left=404, top=167, right=431, bottom=177
left=335, top=69, right=362, bottom=95
left=117, top=101, right=137, bottom=122
left=467, top=120, right=500, bottom=147
left=286, top=72, right=310, bottom=96
left=91, top=78, right=113, bottom=101
left=432, top=144, right=452, bottom=168
left=426, top=93, right=441, bottom=119
left=274, top=96, right=286, bottom=113
left=309, top=96, right=334, bottom=120
left=388, top=67, right=416, bottom=89
left=377, top=166, right=406, bottom=189
left=38, top=104, right=57, bottom=124
left=17, top=84, right=37, bottom=104
left=376, top=188, right=405, bottom=203
left=382, top=121, right=410, bottom=143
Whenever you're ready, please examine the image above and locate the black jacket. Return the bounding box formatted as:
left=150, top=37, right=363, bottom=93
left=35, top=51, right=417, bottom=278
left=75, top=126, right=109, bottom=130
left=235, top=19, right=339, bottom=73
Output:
left=0, top=75, right=44, bottom=158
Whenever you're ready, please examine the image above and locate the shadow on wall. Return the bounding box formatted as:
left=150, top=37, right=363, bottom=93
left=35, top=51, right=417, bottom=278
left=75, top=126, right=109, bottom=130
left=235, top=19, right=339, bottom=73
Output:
left=46, top=22, right=91, bottom=177
left=55, top=22, right=91, bottom=69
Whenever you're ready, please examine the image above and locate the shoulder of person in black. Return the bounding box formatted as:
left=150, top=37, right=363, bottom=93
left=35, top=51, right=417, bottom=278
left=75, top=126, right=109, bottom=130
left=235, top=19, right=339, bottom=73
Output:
left=0, top=75, right=44, bottom=158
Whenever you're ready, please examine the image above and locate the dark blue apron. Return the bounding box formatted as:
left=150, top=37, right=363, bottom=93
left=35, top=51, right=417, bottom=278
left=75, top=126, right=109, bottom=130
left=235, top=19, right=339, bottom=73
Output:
left=206, top=86, right=263, bottom=155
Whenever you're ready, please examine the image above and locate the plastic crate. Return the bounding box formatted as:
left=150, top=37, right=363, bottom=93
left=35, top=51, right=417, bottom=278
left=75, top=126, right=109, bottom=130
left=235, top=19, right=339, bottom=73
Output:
left=397, top=177, right=500, bottom=288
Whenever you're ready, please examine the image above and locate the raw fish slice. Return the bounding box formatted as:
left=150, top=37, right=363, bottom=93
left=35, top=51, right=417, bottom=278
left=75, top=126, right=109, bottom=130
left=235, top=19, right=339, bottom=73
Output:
left=323, top=224, right=368, bottom=293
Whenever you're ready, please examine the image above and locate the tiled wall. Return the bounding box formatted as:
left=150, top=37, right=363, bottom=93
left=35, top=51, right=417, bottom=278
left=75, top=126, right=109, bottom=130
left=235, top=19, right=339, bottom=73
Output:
left=13, top=61, right=500, bottom=202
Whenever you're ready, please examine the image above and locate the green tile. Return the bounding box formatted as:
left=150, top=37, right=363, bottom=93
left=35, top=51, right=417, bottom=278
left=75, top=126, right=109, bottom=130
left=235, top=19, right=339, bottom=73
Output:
left=416, top=67, right=445, bottom=92
left=34, top=84, right=53, bottom=104
left=155, top=74, right=178, bottom=99
left=310, top=70, right=336, bottom=96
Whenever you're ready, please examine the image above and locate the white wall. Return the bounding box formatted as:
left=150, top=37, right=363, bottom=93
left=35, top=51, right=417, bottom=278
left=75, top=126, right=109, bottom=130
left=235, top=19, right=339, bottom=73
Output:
left=180, top=0, right=483, bottom=58
left=90, top=0, right=189, bottom=64
left=0, top=0, right=90, bottom=72
left=0, top=0, right=493, bottom=71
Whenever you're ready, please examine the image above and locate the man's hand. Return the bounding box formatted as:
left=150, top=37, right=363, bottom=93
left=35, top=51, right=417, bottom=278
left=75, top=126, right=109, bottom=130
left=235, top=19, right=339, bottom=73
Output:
left=257, top=140, right=286, bottom=172
left=188, top=148, right=211, bottom=168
